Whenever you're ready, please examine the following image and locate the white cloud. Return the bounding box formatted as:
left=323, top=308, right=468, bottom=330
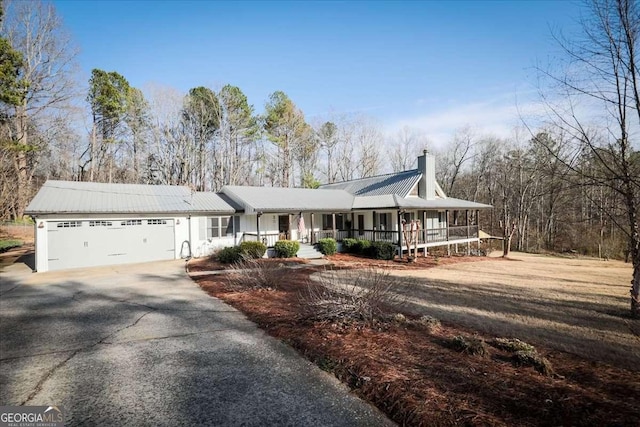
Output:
left=385, top=92, right=547, bottom=149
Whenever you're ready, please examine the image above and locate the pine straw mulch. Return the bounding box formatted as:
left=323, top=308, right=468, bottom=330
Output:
left=187, top=256, right=309, bottom=272
left=192, top=266, right=640, bottom=427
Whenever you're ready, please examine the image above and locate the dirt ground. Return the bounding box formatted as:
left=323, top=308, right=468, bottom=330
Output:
left=191, top=254, right=640, bottom=426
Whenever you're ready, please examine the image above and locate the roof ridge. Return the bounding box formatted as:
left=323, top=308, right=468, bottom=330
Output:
left=320, top=168, right=420, bottom=187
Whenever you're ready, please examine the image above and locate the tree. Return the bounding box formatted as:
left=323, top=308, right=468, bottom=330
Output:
left=124, top=87, right=150, bottom=183
left=182, top=86, right=219, bottom=190
left=86, top=69, right=131, bottom=182
left=0, top=0, right=77, bottom=217
left=263, top=91, right=313, bottom=187
left=317, top=121, right=338, bottom=183
left=537, top=0, right=640, bottom=316
left=390, top=126, right=427, bottom=172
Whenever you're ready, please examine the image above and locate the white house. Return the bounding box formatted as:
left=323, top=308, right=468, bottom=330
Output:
left=26, top=152, right=491, bottom=272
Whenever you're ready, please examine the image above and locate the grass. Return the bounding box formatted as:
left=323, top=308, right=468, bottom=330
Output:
left=0, top=239, right=22, bottom=253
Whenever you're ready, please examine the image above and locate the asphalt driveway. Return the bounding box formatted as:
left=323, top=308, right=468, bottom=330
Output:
left=0, top=259, right=393, bottom=426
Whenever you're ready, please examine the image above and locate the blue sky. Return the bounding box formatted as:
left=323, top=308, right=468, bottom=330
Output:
left=54, top=0, right=584, bottom=144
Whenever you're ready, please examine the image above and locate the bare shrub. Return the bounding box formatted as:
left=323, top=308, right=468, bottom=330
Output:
left=301, top=268, right=406, bottom=324
left=413, top=315, right=441, bottom=331
left=512, top=350, right=554, bottom=376
left=491, top=338, right=536, bottom=353
left=225, top=258, right=283, bottom=291
left=449, top=335, right=489, bottom=357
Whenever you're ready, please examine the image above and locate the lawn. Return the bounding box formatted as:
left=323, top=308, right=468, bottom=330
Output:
left=189, top=253, right=640, bottom=426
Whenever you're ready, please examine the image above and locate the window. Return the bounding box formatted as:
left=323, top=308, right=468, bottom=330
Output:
left=207, top=216, right=233, bottom=239
left=322, top=214, right=344, bottom=230
left=147, top=219, right=167, bottom=225
left=377, top=213, right=391, bottom=231
left=121, top=220, right=142, bottom=226
left=89, top=221, right=112, bottom=227
left=57, top=221, right=82, bottom=228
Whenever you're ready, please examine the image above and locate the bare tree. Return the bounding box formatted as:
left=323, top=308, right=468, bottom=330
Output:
left=389, top=126, right=428, bottom=172
left=1, top=0, right=78, bottom=217
left=436, top=126, right=475, bottom=196
left=536, top=0, right=640, bottom=316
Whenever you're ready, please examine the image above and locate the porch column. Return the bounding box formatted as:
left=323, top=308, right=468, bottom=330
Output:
left=256, top=212, right=262, bottom=243
left=350, top=212, right=355, bottom=238
left=372, top=211, right=377, bottom=242
left=477, top=210, right=481, bottom=251
left=310, top=213, right=315, bottom=244
left=332, top=213, right=336, bottom=239
left=466, top=210, right=470, bottom=238
left=397, top=210, right=403, bottom=259
left=446, top=209, right=450, bottom=256
left=288, top=213, right=293, bottom=240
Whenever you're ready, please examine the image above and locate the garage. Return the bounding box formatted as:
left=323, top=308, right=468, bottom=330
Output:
left=47, top=218, right=175, bottom=271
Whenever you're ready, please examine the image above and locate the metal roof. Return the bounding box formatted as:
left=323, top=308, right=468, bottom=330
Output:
left=190, top=192, right=241, bottom=213
left=319, top=169, right=421, bottom=197
left=353, top=194, right=492, bottom=210
left=220, top=186, right=354, bottom=213
left=26, top=180, right=235, bottom=214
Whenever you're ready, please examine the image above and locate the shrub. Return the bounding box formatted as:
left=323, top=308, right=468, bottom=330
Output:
left=370, top=241, right=396, bottom=260
left=449, top=335, right=488, bottom=357
left=274, top=240, right=300, bottom=258
left=341, top=238, right=358, bottom=253
left=300, top=267, right=405, bottom=324
left=414, top=315, right=441, bottom=330
left=226, top=258, right=280, bottom=290
left=492, top=338, right=536, bottom=353
left=316, top=238, right=337, bottom=255
left=0, top=239, right=22, bottom=253
left=353, top=239, right=371, bottom=255
left=239, top=241, right=267, bottom=259
left=512, top=350, right=554, bottom=376
left=217, top=246, right=243, bottom=264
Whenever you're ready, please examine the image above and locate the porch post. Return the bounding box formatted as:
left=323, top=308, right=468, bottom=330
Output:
left=310, top=213, right=315, bottom=244
left=397, top=210, right=403, bottom=259
left=372, top=211, right=377, bottom=242
left=477, top=210, right=481, bottom=251
left=332, top=213, right=336, bottom=240
left=288, top=213, right=293, bottom=240
left=466, top=210, right=470, bottom=255
left=256, top=212, right=262, bottom=243
left=446, top=209, right=450, bottom=256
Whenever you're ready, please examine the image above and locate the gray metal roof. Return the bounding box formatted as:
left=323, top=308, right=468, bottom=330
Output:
left=353, top=194, right=492, bottom=210
left=190, top=192, right=241, bottom=213
left=26, top=180, right=235, bottom=214
left=220, top=186, right=354, bottom=213
left=319, top=169, right=421, bottom=197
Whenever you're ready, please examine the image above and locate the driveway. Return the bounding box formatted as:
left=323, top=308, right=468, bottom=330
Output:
left=0, top=259, right=393, bottom=426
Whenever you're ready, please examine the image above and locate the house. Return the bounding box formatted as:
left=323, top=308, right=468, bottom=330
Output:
left=26, top=151, right=491, bottom=272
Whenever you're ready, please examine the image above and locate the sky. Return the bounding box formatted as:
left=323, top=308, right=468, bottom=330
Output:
left=53, top=0, right=584, bottom=146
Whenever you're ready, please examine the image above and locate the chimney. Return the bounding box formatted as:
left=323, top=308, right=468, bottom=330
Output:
left=417, top=150, right=436, bottom=200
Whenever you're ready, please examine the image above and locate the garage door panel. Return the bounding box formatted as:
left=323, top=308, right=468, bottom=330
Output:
left=47, top=219, right=175, bottom=271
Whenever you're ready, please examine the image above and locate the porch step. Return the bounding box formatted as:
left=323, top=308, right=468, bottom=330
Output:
left=296, top=243, right=324, bottom=259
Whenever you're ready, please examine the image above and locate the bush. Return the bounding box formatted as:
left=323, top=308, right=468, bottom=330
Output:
left=316, top=238, right=337, bottom=255
left=341, top=238, right=358, bottom=253
left=449, top=335, right=489, bottom=357
left=512, top=350, right=554, bottom=376
left=239, top=241, right=267, bottom=259
left=217, top=246, right=243, bottom=264
left=300, top=268, right=405, bottom=324
left=226, top=258, right=280, bottom=290
left=0, top=239, right=22, bottom=253
left=274, top=240, right=300, bottom=258
left=353, top=239, right=371, bottom=255
left=370, top=241, right=396, bottom=260
left=491, top=338, right=536, bottom=353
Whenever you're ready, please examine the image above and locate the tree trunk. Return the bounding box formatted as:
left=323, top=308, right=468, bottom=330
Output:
left=15, top=103, right=28, bottom=219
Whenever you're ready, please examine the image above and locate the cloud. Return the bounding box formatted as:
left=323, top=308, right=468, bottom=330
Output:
left=386, top=92, right=546, bottom=148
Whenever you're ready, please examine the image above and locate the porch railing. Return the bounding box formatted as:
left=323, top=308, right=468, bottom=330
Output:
left=242, top=232, right=280, bottom=248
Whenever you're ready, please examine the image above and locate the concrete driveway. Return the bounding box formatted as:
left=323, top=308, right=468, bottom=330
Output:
left=0, top=259, right=393, bottom=426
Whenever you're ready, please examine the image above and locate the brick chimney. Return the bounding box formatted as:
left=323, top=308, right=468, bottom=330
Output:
left=417, top=150, right=436, bottom=200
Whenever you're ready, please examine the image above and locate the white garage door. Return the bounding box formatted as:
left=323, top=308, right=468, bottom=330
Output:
left=47, top=219, right=175, bottom=271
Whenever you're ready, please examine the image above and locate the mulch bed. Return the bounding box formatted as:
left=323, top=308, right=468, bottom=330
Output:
left=187, top=256, right=309, bottom=272
left=191, top=262, right=640, bottom=426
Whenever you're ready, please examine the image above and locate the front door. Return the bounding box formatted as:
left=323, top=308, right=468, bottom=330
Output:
left=278, top=215, right=290, bottom=240
left=357, top=215, right=365, bottom=236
